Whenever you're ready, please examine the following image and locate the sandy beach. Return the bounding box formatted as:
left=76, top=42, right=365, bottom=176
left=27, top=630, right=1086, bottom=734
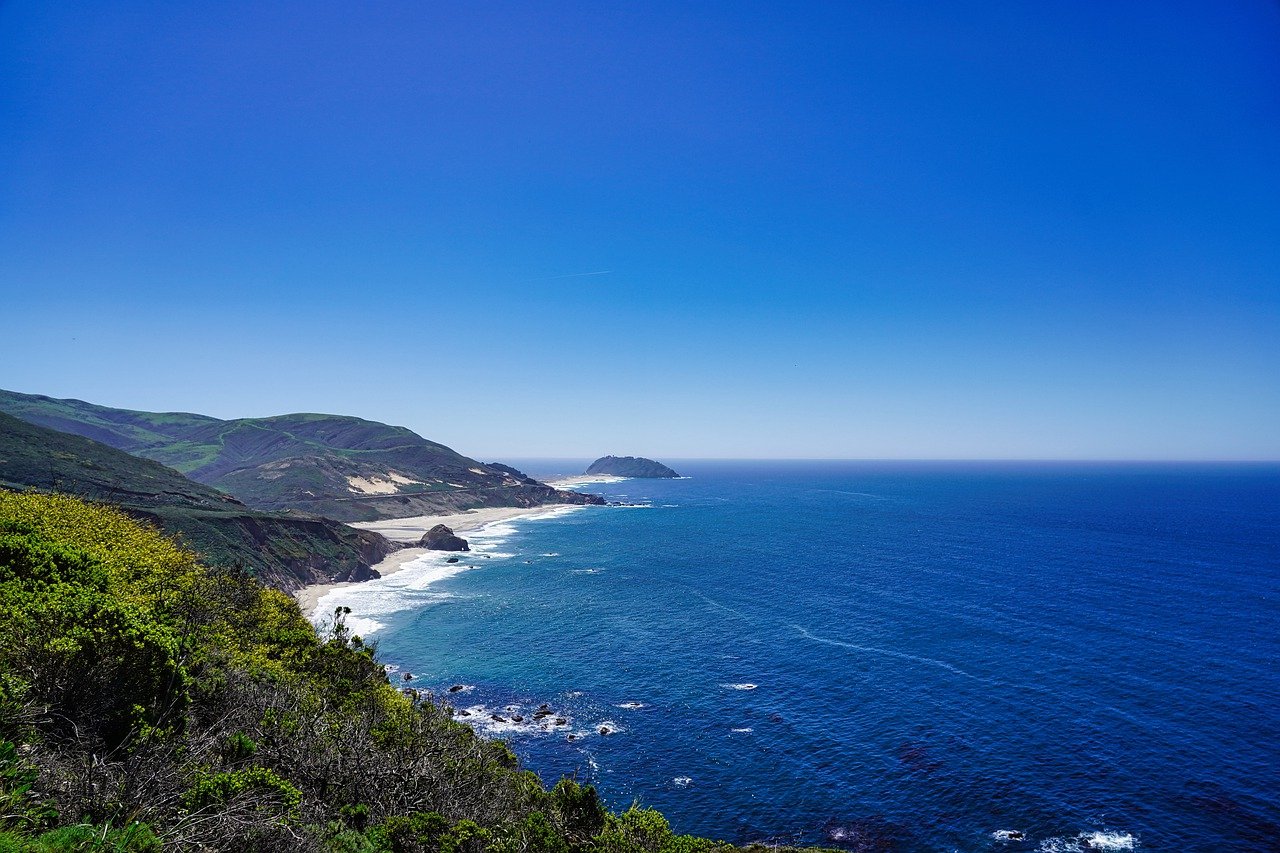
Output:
left=292, top=504, right=586, bottom=616
left=544, top=474, right=627, bottom=489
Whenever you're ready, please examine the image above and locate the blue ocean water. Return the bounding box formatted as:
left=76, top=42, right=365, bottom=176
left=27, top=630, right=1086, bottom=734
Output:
left=320, top=462, right=1280, bottom=851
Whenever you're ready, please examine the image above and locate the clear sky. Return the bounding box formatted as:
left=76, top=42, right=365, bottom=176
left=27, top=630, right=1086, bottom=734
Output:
left=2, top=1, right=1277, bottom=459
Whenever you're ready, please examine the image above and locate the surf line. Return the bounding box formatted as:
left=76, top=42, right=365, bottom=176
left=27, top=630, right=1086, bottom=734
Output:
left=791, top=625, right=979, bottom=680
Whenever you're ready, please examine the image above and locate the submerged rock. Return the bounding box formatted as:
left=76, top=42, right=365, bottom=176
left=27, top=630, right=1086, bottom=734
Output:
left=419, top=524, right=470, bottom=552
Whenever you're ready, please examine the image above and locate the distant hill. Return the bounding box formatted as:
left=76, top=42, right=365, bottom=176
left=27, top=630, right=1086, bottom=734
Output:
left=0, top=411, right=392, bottom=591
left=586, top=455, right=681, bottom=478
left=0, top=390, right=604, bottom=522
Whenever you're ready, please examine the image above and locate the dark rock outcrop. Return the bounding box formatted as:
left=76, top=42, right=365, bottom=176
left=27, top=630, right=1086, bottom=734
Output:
left=418, top=524, right=469, bottom=551
left=585, top=455, right=680, bottom=478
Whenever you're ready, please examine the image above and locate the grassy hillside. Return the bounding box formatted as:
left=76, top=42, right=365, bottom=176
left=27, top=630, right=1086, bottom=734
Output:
left=0, top=412, right=391, bottom=591
left=0, top=391, right=603, bottom=522
left=0, top=493, right=824, bottom=853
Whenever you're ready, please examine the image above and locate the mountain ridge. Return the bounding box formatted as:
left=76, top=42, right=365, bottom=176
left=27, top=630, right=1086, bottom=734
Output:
left=0, top=410, right=392, bottom=591
left=0, top=389, right=604, bottom=522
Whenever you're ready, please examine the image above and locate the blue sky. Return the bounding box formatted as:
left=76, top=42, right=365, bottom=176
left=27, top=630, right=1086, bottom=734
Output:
left=2, top=1, right=1277, bottom=459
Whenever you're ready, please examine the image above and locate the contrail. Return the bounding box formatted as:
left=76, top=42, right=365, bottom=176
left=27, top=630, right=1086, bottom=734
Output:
left=523, top=270, right=613, bottom=282
left=542, top=268, right=611, bottom=279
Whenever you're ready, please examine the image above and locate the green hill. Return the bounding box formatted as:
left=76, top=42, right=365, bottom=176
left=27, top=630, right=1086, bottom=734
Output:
left=0, top=390, right=603, bottom=522
left=0, top=411, right=391, bottom=591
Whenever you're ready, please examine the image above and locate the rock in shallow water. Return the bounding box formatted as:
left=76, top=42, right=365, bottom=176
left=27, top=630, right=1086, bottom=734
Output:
left=419, top=524, right=469, bottom=551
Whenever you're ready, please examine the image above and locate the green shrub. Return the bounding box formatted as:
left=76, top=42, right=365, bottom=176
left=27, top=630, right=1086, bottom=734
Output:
left=182, top=767, right=302, bottom=816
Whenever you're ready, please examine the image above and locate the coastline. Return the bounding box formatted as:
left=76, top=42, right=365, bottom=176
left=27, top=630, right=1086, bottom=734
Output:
left=293, top=503, right=596, bottom=617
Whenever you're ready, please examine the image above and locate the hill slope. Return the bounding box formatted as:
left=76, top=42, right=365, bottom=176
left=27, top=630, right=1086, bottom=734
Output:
left=0, top=390, right=603, bottom=522
left=0, top=411, right=391, bottom=590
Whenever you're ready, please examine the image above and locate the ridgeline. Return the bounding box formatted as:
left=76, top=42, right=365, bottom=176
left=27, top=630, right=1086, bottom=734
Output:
left=0, top=411, right=391, bottom=591
left=0, top=390, right=603, bottom=523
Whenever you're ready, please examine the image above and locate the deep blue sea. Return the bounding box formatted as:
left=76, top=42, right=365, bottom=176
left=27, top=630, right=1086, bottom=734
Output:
left=317, top=462, right=1280, bottom=851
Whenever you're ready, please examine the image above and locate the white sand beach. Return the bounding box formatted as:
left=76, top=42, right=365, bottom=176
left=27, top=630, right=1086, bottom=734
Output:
left=292, top=504, right=583, bottom=615
left=544, top=474, right=627, bottom=489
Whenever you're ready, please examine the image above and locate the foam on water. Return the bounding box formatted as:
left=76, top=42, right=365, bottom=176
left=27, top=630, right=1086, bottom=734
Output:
left=721, top=683, right=758, bottom=690
left=1037, top=831, right=1137, bottom=852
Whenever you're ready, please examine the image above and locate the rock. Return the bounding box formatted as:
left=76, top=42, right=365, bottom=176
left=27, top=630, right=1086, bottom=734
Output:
left=598, top=726, right=612, bottom=736
left=585, top=455, right=681, bottom=478
left=491, top=714, right=506, bottom=722
left=448, top=684, right=466, bottom=693
left=401, top=672, right=414, bottom=682
left=458, top=710, right=471, bottom=717
left=566, top=734, right=577, bottom=741
left=418, top=524, right=470, bottom=552
left=512, top=715, right=524, bottom=722
left=446, top=556, right=459, bottom=563
left=554, top=718, right=567, bottom=726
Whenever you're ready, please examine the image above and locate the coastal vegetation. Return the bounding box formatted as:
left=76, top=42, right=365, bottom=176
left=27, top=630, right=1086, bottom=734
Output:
left=584, top=458, right=680, bottom=479
left=0, top=490, right=807, bottom=853
left=0, top=412, right=390, bottom=591
left=0, top=391, right=602, bottom=523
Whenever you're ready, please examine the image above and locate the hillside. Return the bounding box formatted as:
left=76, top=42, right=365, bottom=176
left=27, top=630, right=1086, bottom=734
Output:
left=0, top=491, right=805, bottom=853
left=0, top=411, right=392, bottom=591
left=0, top=390, right=604, bottom=522
left=587, top=455, right=681, bottom=478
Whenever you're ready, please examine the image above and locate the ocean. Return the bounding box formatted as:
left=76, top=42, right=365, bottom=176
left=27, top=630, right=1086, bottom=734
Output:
left=314, top=461, right=1280, bottom=851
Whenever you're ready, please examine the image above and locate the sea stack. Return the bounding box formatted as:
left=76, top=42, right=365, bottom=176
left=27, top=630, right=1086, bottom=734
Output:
left=418, top=524, right=470, bottom=551
left=586, top=455, right=681, bottom=478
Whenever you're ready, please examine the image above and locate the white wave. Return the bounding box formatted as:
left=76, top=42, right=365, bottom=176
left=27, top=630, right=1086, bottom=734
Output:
left=721, top=683, right=758, bottom=690
left=570, top=568, right=603, bottom=574
left=672, top=776, right=693, bottom=787
left=992, top=829, right=1025, bottom=843
left=310, top=552, right=477, bottom=636
left=453, top=704, right=572, bottom=737
left=1037, top=832, right=1137, bottom=852
left=730, top=727, right=753, bottom=733
left=540, top=552, right=561, bottom=557
left=615, top=701, right=645, bottom=709
left=792, top=624, right=977, bottom=679
left=1081, top=832, right=1136, bottom=850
